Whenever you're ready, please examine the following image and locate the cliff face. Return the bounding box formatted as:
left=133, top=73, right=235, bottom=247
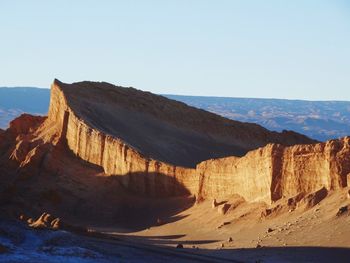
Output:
left=1, top=79, right=349, bottom=206
left=196, top=138, right=350, bottom=203
left=41, top=80, right=349, bottom=203
left=46, top=80, right=198, bottom=197
left=48, top=79, right=315, bottom=168
left=196, top=145, right=277, bottom=203
left=41, top=79, right=323, bottom=200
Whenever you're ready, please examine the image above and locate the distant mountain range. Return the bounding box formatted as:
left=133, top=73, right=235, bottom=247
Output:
left=0, top=87, right=50, bottom=130
left=166, top=95, right=350, bottom=141
left=0, top=87, right=349, bottom=141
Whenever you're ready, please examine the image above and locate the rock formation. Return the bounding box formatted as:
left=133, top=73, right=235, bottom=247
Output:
left=42, top=79, right=318, bottom=199
left=196, top=137, right=350, bottom=203
left=48, top=79, right=314, bottom=168
left=0, top=79, right=349, bottom=223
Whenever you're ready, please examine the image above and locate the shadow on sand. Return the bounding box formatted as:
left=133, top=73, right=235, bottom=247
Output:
left=0, top=137, right=197, bottom=232
left=78, top=228, right=350, bottom=263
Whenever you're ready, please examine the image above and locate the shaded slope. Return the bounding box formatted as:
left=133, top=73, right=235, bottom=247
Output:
left=55, top=79, right=315, bottom=167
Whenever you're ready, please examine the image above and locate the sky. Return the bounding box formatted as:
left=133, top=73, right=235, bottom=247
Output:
left=0, top=0, right=349, bottom=100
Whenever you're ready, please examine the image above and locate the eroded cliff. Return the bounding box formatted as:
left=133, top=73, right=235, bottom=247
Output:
left=1, top=79, right=349, bottom=208
left=48, top=79, right=315, bottom=168
left=196, top=138, right=350, bottom=203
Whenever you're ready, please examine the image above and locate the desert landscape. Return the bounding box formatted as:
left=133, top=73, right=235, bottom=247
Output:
left=0, top=79, right=349, bottom=262
left=1, top=1, right=350, bottom=262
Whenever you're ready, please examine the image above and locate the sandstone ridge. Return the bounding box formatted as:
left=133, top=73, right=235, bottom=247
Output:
left=1, top=79, right=348, bottom=207
left=49, top=79, right=314, bottom=168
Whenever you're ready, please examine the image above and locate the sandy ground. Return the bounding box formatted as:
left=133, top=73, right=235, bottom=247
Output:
left=95, top=187, right=350, bottom=263
left=2, top=180, right=348, bottom=263
left=1, top=187, right=349, bottom=262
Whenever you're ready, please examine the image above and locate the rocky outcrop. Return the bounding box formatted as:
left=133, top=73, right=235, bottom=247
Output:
left=45, top=81, right=197, bottom=196
left=196, top=137, right=350, bottom=203
left=1, top=79, right=349, bottom=206
left=38, top=79, right=316, bottom=199
left=8, top=114, right=45, bottom=136
left=48, top=79, right=315, bottom=167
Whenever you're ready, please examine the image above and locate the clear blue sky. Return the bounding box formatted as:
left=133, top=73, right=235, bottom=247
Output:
left=1, top=0, right=349, bottom=100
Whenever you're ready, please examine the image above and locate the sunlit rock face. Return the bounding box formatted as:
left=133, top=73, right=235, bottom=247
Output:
left=42, top=79, right=316, bottom=200
left=196, top=138, right=350, bottom=203
left=3, top=79, right=348, bottom=205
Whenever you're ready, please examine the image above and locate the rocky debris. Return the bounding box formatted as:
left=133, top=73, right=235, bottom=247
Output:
left=50, top=218, right=62, bottom=230
left=19, top=212, right=87, bottom=234
left=299, top=187, right=328, bottom=209
left=261, top=204, right=284, bottom=218
left=212, top=199, right=218, bottom=208
left=256, top=244, right=261, bottom=248
left=287, top=192, right=305, bottom=209
left=18, top=214, right=28, bottom=221
left=336, top=205, right=349, bottom=217
left=347, top=190, right=350, bottom=199
left=228, top=237, right=233, bottom=242
left=29, top=212, right=54, bottom=229
left=230, top=196, right=245, bottom=210
left=267, top=227, right=274, bottom=233
left=176, top=244, right=183, bottom=249
left=218, top=203, right=231, bottom=215
left=221, top=243, right=225, bottom=248
left=217, top=221, right=231, bottom=229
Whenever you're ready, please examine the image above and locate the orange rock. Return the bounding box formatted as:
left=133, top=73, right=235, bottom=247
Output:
left=196, top=138, right=350, bottom=203
left=29, top=212, right=53, bottom=229
left=211, top=199, right=218, bottom=208
left=1, top=79, right=349, bottom=213
left=218, top=203, right=231, bottom=215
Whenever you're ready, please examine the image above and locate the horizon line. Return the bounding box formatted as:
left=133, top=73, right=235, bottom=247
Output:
left=1, top=85, right=350, bottom=103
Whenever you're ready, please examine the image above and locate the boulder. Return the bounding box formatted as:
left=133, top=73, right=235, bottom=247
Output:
left=298, top=187, right=328, bottom=209
left=218, top=203, right=231, bottom=215
left=29, top=212, right=53, bottom=229
left=336, top=205, right=349, bottom=217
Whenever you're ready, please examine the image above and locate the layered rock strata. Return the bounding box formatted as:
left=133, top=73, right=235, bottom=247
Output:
left=1, top=80, right=349, bottom=205
left=197, top=138, right=350, bottom=203
left=48, top=79, right=314, bottom=168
